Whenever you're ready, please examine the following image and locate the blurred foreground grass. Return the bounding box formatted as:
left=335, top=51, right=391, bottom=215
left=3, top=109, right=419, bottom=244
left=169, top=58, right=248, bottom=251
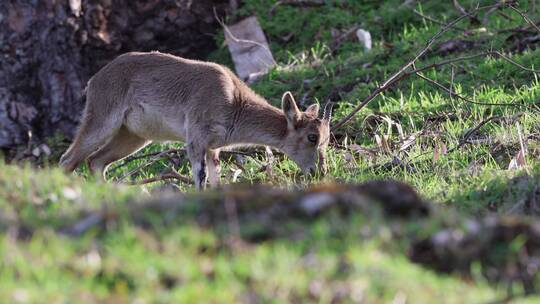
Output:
left=1, top=162, right=540, bottom=303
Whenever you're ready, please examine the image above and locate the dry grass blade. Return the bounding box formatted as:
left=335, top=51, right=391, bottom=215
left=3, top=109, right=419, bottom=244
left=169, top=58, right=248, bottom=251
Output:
left=508, top=122, right=528, bottom=171
left=375, top=134, right=392, bottom=155
left=433, top=142, right=447, bottom=164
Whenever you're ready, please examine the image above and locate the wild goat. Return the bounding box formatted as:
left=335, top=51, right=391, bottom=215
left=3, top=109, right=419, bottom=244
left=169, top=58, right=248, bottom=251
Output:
left=60, top=51, right=333, bottom=189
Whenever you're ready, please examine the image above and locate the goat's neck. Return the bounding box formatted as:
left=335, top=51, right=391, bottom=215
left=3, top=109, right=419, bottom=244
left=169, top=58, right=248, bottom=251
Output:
left=228, top=101, right=288, bottom=148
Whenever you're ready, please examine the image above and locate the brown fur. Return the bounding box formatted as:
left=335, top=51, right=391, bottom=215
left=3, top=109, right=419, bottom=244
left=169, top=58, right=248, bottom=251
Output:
left=59, top=51, right=332, bottom=189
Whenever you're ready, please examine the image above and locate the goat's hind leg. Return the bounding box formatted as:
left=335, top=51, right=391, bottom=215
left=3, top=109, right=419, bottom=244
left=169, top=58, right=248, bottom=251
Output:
left=87, top=126, right=148, bottom=180
left=60, top=114, right=122, bottom=173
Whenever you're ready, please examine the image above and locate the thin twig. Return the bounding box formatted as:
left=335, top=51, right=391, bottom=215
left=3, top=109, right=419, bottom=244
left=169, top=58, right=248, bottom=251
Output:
left=516, top=121, right=529, bottom=174
left=398, top=114, right=519, bottom=170
left=409, top=51, right=540, bottom=76
left=415, top=72, right=522, bottom=107
left=453, top=0, right=482, bottom=24
left=109, top=148, right=185, bottom=173
left=492, top=50, right=540, bottom=73
left=445, top=115, right=516, bottom=153
left=413, top=9, right=467, bottom=32
left=116, top=149, right=180, bottom=182
left=130, top=171, right=192, bottom=186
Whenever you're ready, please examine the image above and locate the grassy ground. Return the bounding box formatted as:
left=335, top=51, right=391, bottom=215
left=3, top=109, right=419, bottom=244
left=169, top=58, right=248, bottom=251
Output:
left=2, top=0, right=540, bottom=302
left=109, top=0, right=540, bottom=213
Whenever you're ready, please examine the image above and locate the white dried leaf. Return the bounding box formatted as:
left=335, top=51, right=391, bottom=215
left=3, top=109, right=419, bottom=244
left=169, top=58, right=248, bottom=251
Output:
left=232, top=169, right=242, bottom=182
left=381, top=135, right=391, bottom=154
left=32, top=147, right=40, bottom=157
left=356, top=29, right=372, bottom=50
left=375, top=134, right=382, bottom=149
left=399, top=134, right=417, bottom=152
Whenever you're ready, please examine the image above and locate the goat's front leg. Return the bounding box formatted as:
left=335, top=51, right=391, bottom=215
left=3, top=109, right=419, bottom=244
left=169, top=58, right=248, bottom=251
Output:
left=187, top=141, right=207, bottom=190
left=206, top=148, right=221, bottom=188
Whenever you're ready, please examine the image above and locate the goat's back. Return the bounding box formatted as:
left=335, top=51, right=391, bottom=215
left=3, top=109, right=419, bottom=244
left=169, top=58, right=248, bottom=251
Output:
left=88, top=52, right=239, bottom=110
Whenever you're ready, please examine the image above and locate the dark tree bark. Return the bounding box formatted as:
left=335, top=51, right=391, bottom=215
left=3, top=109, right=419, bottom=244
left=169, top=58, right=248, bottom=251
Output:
left=0, top=0, right=229, bottom=158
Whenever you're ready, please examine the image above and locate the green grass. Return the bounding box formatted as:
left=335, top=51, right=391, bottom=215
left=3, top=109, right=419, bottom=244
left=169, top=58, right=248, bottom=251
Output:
left=2, top=0, right=540, bottom=302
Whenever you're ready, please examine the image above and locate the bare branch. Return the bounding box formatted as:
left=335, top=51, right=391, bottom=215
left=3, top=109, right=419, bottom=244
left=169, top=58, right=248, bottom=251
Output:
left=331, top=3, right=505, bottom=131
left=508, top=4, right=540, bottom=33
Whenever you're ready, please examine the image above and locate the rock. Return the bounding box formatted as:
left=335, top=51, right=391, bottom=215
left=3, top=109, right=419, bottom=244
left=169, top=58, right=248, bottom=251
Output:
left=224, top=16, right=275, bottom=81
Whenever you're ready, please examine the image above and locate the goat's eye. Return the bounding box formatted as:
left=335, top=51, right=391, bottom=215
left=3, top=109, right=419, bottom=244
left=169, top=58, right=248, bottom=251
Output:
left=307, top=134, right=318, bottom=143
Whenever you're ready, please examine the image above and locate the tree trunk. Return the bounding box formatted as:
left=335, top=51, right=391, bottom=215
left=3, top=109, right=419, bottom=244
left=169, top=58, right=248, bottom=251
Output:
left=0, top=0, right=229, bottom=158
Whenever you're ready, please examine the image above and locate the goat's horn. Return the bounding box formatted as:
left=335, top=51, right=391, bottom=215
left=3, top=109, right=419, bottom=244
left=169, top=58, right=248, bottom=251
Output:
left=322, top=102, right=334, bottom=123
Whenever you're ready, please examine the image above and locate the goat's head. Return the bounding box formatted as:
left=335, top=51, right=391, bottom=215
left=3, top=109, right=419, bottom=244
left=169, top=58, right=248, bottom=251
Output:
left=280, top=92, right=333, bottom=176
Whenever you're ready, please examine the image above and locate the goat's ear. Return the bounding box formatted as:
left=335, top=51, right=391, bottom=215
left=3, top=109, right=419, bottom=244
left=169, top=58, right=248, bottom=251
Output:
left=305, top=103, right=320, bottom=117
left=282, top=91, right=300, bottom=128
